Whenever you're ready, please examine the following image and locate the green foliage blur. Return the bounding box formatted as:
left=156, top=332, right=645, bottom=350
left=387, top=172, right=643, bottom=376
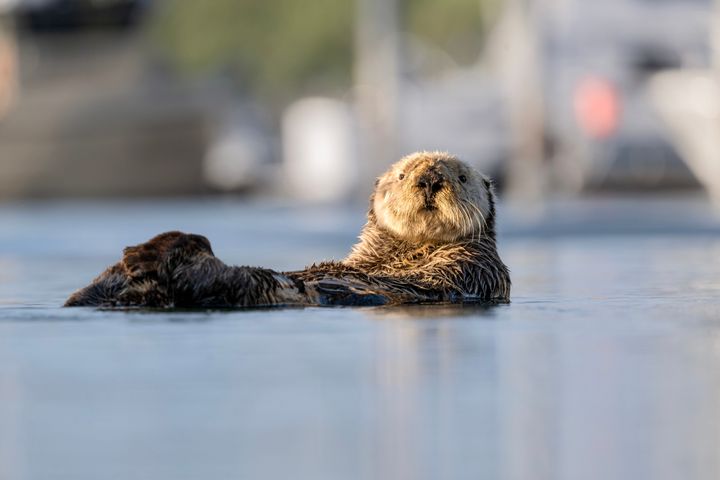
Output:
left=151, top=0, right=500, bottom=102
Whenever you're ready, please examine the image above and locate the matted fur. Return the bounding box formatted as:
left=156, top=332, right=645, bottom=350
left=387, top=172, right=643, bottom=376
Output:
left=65, top=152, right=510, bottom=308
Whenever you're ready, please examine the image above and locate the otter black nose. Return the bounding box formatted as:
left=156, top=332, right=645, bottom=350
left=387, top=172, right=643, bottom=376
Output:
left=416, top=170, right=444, bottom=199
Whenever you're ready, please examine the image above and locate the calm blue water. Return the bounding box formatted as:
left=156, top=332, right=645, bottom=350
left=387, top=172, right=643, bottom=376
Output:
left=1, top=198, right=720, bottom=480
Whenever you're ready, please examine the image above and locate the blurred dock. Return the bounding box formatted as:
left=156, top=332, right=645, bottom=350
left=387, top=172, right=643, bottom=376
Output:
left=0, top=0, right=717, bottom=204
left=0, top=5, right=215, bottom=198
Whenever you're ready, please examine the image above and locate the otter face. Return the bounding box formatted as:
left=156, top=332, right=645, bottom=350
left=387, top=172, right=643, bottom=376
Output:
left=372, top=152, right=495, bottom=244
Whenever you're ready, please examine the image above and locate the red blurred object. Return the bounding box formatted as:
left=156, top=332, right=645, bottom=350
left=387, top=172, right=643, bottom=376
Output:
left=573, top=77, right=621, bottom=139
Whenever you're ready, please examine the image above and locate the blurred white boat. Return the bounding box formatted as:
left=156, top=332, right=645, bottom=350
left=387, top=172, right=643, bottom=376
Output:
left=650, top=70, right=720, bottom=205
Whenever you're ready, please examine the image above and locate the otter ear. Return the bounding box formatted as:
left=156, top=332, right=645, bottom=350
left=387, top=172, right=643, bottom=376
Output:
left=367, top=176, right=381, bottom=215
left=483, top=177, right=498, bottom=198
left=367, top=190, right=376, bottom=216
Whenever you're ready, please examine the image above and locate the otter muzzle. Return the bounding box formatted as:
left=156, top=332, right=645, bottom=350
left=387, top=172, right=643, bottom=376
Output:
left=416, top=170, right=444, bottom=208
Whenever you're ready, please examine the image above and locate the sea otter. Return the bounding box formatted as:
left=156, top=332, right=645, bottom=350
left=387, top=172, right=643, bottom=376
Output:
left=64, top=151, right=511, bottom=308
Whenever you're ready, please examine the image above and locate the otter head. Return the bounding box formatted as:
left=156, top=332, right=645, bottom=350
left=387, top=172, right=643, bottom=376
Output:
left=371, top=151, right=496, bottom=244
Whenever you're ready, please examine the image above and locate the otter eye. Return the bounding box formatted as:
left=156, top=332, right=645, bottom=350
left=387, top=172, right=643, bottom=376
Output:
left=459, top=175, right=467, bottom=183
left=398, top=173, right=405, bottom=180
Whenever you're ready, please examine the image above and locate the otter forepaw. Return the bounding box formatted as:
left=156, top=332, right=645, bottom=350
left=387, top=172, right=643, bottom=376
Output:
left=121, top=231, right=214, bottom=280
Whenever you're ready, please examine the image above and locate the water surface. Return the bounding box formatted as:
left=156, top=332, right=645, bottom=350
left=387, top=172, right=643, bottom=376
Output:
left=1, top=199, right=720, bottom=480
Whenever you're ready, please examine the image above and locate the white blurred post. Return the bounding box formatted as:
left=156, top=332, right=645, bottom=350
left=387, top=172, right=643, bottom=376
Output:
left=282, top=97, right=358, bottom=203
left=354, top=0, right=402, bottom=195
left=486, top=0, right=546, bottom=203
left=713, top=0, right=720, bottom=72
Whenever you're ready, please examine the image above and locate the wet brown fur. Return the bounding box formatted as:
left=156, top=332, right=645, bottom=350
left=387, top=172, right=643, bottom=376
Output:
left=65, top=152, right=510, bottom=308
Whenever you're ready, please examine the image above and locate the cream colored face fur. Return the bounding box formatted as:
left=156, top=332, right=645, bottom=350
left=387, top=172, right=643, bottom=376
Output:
left=372, top=152, right=493, bottom=244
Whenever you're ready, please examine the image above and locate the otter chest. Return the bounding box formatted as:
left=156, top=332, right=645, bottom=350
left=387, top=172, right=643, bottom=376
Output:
left=371, top=245, right=459, bottom=276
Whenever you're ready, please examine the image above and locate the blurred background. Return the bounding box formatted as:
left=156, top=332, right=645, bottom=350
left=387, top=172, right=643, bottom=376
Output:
left=0, top=0, right=715, bottom=202
left=4, top=2, right=720, bottom=480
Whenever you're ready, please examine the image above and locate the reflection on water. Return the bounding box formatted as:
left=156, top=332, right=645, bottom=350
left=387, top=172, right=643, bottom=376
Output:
left=1, top=201, right=720, bottom=479
left=498, top=329, right=720, bottom=480
left=367, top=303, right=502, bottom=320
